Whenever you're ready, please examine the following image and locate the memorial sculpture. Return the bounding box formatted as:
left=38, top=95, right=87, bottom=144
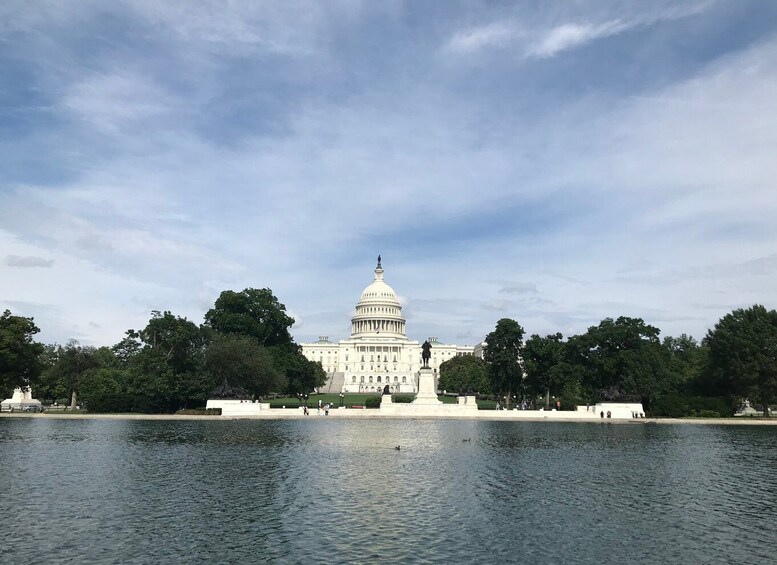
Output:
left=1, top=386, right=43, bottom=412
left=421, top=340, right=431, bottom=368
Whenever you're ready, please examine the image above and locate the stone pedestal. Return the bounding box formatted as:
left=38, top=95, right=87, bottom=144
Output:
left=413, top=368, right=442, bottom=405
left=1, top=386, right=42, bottom=412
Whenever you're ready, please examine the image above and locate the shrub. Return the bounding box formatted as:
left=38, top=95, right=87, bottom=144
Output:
left=650, top=394, right=733, bottom=418
left=364, top=396, right=382, bottom=408
left=391, top=395, right=414, bottom=403
left=176, top=408, right=222, bottom=415
left=649, top=393, right=688, bottom=418
left=87, top=393, right=169, bottom=414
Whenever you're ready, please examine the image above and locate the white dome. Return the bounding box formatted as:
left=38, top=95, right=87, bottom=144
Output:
left=358, top=278, right=399, bottom=305
left=351, top=258, right=406, bottom=337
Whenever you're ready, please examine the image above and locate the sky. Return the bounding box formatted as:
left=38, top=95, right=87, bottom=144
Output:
left=1, top=0, right=776, bottom=348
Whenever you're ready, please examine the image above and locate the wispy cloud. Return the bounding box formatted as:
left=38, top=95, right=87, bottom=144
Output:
left=5, top=255, right=54, bottom=268
left=444, top=1, right=715, bottom=59
left=444, top=22, right=519, bottom=55
left=526, top=20, right=631, bottom=59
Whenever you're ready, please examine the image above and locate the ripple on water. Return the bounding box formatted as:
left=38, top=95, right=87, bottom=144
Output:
left=1, top=419, right=776, bottom=563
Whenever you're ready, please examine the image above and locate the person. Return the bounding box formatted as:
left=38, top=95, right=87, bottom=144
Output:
left=325, top=403, right=329, bottom=416
left=600, top=410, right=604, bottom=418
left=303, top=405, right=308, bottom=416
left=606, top=410, right=611, bottom=418
left=555, top=400, right=561, bottom=411
left=495, top=401, right=501, bottom=411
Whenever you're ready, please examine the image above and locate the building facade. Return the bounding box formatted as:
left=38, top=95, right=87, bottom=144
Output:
left=301, top=258, right=476, bottom=394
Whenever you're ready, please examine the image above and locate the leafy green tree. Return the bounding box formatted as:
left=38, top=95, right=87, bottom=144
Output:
left=205, top=334, right=286, bottom=397
left=0, top=309, right=45, bottom=396
left=41, top=340, right=100, bottom=409
left=662, top=334, right=708, bottom=394
left=483, top=318, right=525, bottom=409
left=705, top=305, right=777, bottom=417
left=123, top=311, right=210, bottom=410
left=270, top=343, right=326, bottom=397
left=36, top=344, right=68, bottom=403
left=205, top=288, right=295, bottom=347
left=523, top=333, right=567, bottom=408
left=438, top=355, right=490, bottom=395
left=566, top=316, right=671, bottom=407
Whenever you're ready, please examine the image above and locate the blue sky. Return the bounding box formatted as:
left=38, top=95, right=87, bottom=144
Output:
left=1, top=0, right=776, bottom=347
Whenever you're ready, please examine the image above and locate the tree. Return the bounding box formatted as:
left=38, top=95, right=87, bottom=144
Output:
left=270, top=343, right=326, bottom=397
left=483, top=318, right=525, bottom=409
left=523, top=333, right=567, bottom=408
left=41, top=340, right=100, bottom=409
left=205, top=288, right=295, bottom=347
left=438, top=355, right=490, bottom=395
left=705, top=305, right=777, bottom=417
left=123, top=311, right=210, bottom=410
left=566, top=316, right=671, bottom=407
left=0, top=309, right=45, bottom=396
left=662, top=334, right=708, bottom=394
left=205, top=335, right=286, bottom=398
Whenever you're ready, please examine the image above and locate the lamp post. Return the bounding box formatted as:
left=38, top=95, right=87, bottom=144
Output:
left=339, top=393, right=344, bottom=408
left=303, top=394, right=308, bottom=408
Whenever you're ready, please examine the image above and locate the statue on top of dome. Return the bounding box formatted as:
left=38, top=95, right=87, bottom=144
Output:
left=377, top=254, right=382, bottom=268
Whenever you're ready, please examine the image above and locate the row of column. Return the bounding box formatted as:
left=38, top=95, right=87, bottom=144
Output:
left=352, top=319, right=404, bottom=334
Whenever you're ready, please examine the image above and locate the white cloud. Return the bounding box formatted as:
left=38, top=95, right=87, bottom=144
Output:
left=5, top=255, right=54, bottom=268
left=62, top=72, right=179, bottom=133
left=444, top=1, right=714, bottom=59
left=444, top=22, right=519, bottom=54
left=526, top=20, right=630, bottom=58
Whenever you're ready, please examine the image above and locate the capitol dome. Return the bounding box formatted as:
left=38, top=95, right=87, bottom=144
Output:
left=351, top=256, right=406, bottom=337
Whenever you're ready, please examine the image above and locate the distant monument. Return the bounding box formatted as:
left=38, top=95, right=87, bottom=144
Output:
left=1, top=386, right=43, bottom=412
left=414, top=340, right=441, bottom=406
left=735, top=399, right=759, bottom=417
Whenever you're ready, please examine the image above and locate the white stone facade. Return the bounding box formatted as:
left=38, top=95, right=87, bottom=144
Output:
left=301, top=259, right=476, bottom=394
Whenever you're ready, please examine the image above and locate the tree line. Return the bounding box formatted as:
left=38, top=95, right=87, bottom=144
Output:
left=439, top=305, right=777, bottom=417
left=2, top=296, right=776, bottom=416
left=0, top=288, right=326, bottom=412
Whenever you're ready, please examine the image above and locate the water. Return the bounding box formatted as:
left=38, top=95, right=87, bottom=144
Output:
left=1, top=419, right=776, bottom=564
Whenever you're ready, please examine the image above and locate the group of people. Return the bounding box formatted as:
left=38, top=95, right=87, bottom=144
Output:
left=302, top=399, right=330, bottom=416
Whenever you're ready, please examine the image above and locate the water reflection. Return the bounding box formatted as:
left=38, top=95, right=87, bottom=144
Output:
left=1, top=419, right=776, bottom=563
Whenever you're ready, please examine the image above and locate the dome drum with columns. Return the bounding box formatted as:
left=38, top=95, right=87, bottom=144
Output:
left=301, top=257, right=476, bottom=395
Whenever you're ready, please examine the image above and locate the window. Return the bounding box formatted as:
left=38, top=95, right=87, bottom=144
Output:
left=369, top=376, right=373, bottom=383
left=394, top=376, right=398, bottom=382
left=360, top=376, right=365, bottom=383
left=377, top=376, right=381, bottom=383
left=352, top=376, right=356, bottom=383
left=402, top=377, right=407, bottom=383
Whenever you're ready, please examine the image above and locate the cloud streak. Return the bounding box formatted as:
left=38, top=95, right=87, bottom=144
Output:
left=5, top=255, right=54, bottom=268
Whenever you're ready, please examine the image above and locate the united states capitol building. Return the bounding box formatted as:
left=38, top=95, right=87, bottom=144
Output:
left=301, top=258, right=479, bottom=394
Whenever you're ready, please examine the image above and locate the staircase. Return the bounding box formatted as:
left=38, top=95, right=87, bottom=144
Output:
left=319, top=372, right=345, bottom=394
